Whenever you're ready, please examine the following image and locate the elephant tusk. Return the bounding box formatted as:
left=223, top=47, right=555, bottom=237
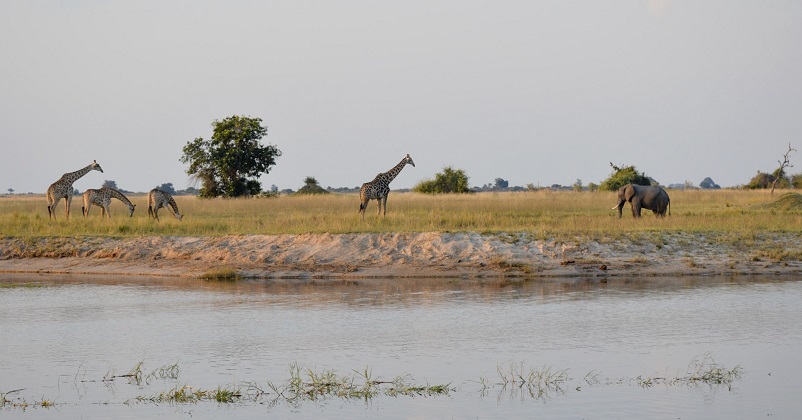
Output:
left=611, top=205, right=619, bottom=210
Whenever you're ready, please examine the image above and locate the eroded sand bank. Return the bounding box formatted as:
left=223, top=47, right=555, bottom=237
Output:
left=1, top=232, right=801, bottom=279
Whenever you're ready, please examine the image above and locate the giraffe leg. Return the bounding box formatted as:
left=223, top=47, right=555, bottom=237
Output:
left=65, top=195, right=72, bottom=220
left=381, top=197, right=388, bottom=216
left=49, top=197, right=60, bottom=220
left=359, top=200, right=368, bottom=219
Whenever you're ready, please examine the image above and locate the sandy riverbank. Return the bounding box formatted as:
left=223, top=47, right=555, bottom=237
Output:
left=1, top=232, right=801, bottom=279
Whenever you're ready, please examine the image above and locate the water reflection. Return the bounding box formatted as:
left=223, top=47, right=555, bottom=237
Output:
left=1, top=273, right=801, bottom=419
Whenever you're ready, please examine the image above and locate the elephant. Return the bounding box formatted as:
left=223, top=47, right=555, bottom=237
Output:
left=613, top=184, right=671, bottom=218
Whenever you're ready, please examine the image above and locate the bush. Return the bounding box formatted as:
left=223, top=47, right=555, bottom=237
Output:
left=746, top=172, right=773, bottom=189
left=295, top=177, right=330, bottom=195
left=599, top=163, right=653, bottom=191
left=414, top=167, right=472, bottom=194
left=792, top=173, right=802, bottom=189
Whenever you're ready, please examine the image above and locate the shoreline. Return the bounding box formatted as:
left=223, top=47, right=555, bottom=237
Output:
left=1, top=232, right=801, bottom=279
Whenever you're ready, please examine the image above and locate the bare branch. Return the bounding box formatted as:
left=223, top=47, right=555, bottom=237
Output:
left=771, top=143, right=796, bottom=194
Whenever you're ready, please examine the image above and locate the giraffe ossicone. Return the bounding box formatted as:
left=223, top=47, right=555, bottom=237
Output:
left=46, top=160, right=104, bottom=220
left=359, top=154, right=415, bottom=219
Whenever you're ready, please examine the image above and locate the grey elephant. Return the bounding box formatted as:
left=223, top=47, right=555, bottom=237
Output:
left=613, top=184, right=671, bottom=218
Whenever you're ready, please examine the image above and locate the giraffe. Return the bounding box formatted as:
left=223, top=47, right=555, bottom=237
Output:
left=82, top=187, right=136, bottom=218
left=359, top=154, right=415, bottom=219
left=46, top=160, right=104, bottom=220
left=147, top=189, right=183, bottom=221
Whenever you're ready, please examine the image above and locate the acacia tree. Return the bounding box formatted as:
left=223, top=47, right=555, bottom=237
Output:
left=181, top=115, right=281, bottom=198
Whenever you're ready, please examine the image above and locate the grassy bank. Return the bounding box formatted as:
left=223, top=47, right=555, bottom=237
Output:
left=1, top=189, right=801, bottom=239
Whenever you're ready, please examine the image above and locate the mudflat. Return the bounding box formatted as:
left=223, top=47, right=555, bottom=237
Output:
left=1, top=232, right=800, bottom=279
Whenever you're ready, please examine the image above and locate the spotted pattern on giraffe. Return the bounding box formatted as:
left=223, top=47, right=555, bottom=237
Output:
left=47, top=160, right=104, bottom=220
left=359, top=154, right=415, bottom=219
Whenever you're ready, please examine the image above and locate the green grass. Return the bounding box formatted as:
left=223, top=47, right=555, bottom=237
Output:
left=2, top=189, right=801, bottom=240
left=1, top=356, right=743, bottom=410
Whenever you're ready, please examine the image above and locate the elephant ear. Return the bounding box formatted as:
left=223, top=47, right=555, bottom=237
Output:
left=625, top=185, right=635, bottom=201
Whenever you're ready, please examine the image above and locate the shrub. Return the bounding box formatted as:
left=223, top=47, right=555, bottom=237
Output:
left=414, top=167, right=472, bottom=194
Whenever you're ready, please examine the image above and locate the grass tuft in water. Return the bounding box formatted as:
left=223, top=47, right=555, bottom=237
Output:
left=200, top=267, right=242, bottom=281
left=637, top=353, right=743, bottom=389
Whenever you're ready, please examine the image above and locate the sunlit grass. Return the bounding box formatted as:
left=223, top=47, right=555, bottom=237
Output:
left=1, top=189, right=801, bottom=239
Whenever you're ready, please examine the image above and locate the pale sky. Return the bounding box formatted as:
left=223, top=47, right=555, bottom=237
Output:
left=2, top=1, right=801, bottom=194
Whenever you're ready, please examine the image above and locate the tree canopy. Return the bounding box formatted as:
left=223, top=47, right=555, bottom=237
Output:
left=599, top=163, right=653, bottom=191
left=180, top=115, right=281, bottom=198
left=295, top=177, right=330, bottom=195
left=413, top=167, right=472, bottom=194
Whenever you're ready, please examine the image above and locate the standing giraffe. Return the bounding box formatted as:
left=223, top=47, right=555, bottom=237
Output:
left=359, top=154, right=415, bottom=219
left=46, top=160, right=104, bottom=220
left=82, top=187, right=136, bottom=218
left=147, top=189, right=183, bottom=221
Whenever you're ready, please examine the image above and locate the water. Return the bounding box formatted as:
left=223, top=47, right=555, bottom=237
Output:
left=1, top=274, right=801, bottom=418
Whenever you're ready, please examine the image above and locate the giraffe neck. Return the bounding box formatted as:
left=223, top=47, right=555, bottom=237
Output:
left=167, top=197, right=180, bottom=214
left=382, top=157, right=410, bottom=184
left=61, top=163, right=97, bottom=184
left=107, top=188, right=133, bottom=207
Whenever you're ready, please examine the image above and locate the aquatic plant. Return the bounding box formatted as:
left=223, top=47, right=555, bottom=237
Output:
left=495, top=361, right=569, bottom=399
left=636, top=353, right=743, bottom=389
left=201, top=267, right=242, bottom=281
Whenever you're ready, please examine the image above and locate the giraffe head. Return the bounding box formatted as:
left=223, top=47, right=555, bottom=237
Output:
left=127, top=203, right=136, bottom=217
left=404, top=154, right=415, bottom=167
left=91, top=160, right=104, bottom=173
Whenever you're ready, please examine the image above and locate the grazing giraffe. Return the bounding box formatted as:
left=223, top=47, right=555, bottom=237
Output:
left=46, top=160, right=104, bottom=220
left=147, top=189, right=183, bottom=221
left=359, top=154, right=415, bottom=219
left=82, top=187, right=136, bottom=218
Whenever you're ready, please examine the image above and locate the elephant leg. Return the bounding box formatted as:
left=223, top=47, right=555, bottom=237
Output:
left=632, top=203, right=641, bottom=217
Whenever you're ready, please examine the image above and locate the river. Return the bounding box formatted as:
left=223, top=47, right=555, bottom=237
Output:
left=1, top=274, right=801, bottom=418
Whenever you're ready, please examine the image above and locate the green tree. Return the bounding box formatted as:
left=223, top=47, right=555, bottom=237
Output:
left=572, top=179, right=583, bottom=192
left=180, top=115, right=281, bottom=198
left=155, top=182, right=177, bottom=195
left=791, top=173, right=802, bottom=189
left=414, top=167, right=472, bottom=194
left=746, top=171, right=775, bottom=189
left=599, top=163, right=653, bottom=191
left=295, top=176, right=330, bottom=195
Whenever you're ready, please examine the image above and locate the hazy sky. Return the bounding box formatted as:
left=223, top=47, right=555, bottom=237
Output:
left=2, top=1, right=801, bottom=194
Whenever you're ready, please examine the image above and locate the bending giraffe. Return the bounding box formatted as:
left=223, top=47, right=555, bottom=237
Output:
left=47, top=160, right=104, bottom=220
left=147, top=189, right=183, bottom=221
left=359, top=154, right=415, bottom=219
left=82, top=187, right=136, bottom=218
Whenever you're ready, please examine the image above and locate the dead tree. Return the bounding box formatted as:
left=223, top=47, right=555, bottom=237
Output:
left=771, top=143, right=796, bottom=195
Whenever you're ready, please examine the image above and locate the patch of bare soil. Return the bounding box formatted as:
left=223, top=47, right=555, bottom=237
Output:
left=1, top=232, right=801, bottom=279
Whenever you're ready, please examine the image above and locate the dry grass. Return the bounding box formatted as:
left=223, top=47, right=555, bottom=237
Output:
left=1, top=189, right=801, bottom=239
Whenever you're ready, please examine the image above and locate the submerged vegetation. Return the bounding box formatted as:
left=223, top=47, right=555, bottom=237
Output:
left=0, top=356, right=743, bottom=410
left=1, top=189, right=800, bottom=240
